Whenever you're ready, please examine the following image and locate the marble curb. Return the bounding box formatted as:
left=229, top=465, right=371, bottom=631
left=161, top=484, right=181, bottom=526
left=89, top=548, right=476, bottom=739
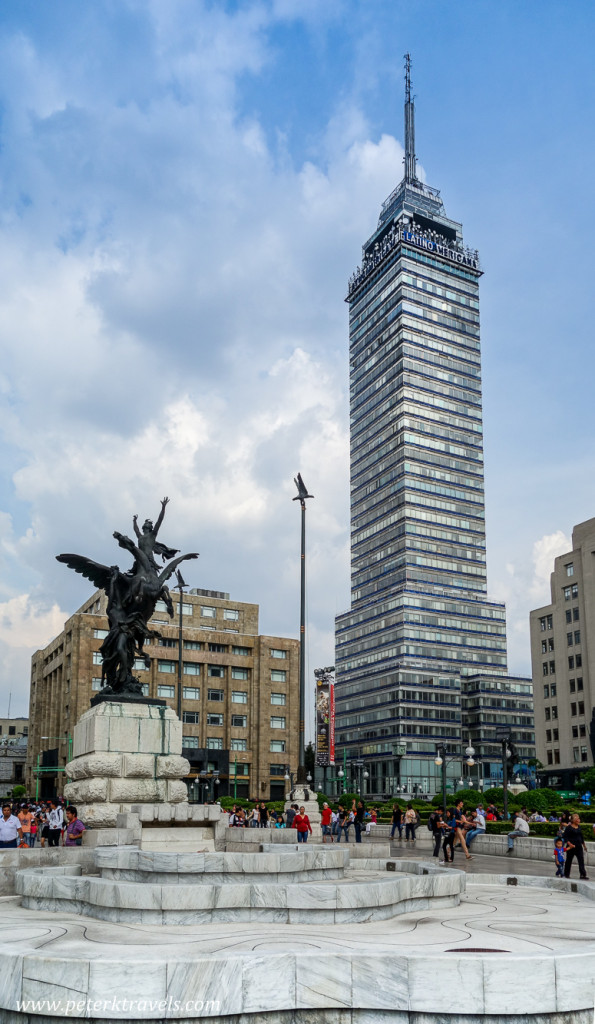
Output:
left=465, top=873, right=595, bottom=898
left=95, top=846, right=351, bottom=877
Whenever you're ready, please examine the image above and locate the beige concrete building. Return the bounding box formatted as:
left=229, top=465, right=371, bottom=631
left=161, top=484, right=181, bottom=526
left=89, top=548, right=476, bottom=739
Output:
left=27, top=589, right=299, bottom=802
left=0, top=717, right=29, bottom=797
left=530, top=517, right=595, bottom=789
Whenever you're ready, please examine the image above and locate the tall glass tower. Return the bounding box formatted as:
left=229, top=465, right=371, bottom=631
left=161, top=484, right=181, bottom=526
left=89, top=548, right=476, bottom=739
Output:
left=335, top=57, right=510, bottom=797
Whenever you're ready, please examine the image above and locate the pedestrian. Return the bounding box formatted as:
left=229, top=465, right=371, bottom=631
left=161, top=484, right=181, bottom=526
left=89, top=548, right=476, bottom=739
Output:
left=292, top=805, right=312, bottom=844
left=507, top=811, right=530, bottom=854
left=390, top=804, right=403, bottom=840
left=453, top=800, right=472, bottom=860
left=441, top=808, right=456, bottom=863
left=353, top=799, right=365, bottom=843
left=247, top=803, right=260, bottom=828
left=285, top=803, right=298, bottom=829
left=465, top=808, right=486, bottom=849
left=337, top=803, right=349, bottom=843
left=18, top=805, right=34, bottom=848
left=553, top=837, right=565, bottom=877
left=320, top=802, right=333, bottom=843
left=47, top=800, right=64, bottom=847
left=64, top=807, right=85, bottom=847
left=563, top=813, right=589, bottom=880
left=258, top=802, right=269, bottom=829
left=428, top=807, right=444, bottom=858
left=37, top=806, right=49, bottom=848
left=331, top=808, right=340, bottom=840
left=0, top=804, right=23, bottom=849
left=404, top=804, right=417, bottom=842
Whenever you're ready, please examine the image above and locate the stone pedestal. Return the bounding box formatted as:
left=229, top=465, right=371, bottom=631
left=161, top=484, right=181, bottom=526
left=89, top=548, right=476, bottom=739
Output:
left=64, top=701, right=190, bottom=828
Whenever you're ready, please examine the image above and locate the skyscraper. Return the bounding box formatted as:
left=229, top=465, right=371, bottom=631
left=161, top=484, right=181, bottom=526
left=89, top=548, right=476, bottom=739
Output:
left=334, top=57, right=532, bottom=797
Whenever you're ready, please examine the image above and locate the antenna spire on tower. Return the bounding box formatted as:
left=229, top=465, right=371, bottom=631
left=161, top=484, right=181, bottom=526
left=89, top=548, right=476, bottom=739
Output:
left=403, top=53, right=417, bottom=183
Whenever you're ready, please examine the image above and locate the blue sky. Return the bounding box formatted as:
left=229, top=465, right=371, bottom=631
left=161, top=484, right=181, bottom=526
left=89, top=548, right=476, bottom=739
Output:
left=0, top=0, right=593, bottom=721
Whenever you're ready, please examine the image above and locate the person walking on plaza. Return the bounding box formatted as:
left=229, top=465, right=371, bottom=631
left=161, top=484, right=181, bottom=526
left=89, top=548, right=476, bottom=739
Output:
left=321, top=802, right=333, bottom=843
left=453, top=799, right=472, bottom=860
left=47, top=800, right=64, bottom=848
left=337, top=803, right=349, bottom=843
left=428, top=807, right=444, bottom=858
left=563, top=813, right=589, bottom=880
left=441, top=809, right=456, bottom=864
left=404, top=804, right=417, bottom=842
left=390, top=804, right=402, bottom=840
left=292, top=805, right=312, bottom=844
left=18, top=805, right=34, bottom=847
left=285, top=803, right=297, bottom=829
left=507, top=812, right=530, bottom=854
left=553, top=838, right=566, bottom=877
left=0, top=804, right=23, bottom=849
left=258, top=802, right=269, bottom=828
left=64, top=807, right=85, bottom=846
left=353, top=799, right=365, bottom=843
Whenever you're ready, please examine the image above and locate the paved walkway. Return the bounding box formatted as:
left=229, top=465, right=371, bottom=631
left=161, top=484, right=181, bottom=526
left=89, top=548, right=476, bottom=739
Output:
left=387, top=840, right=585, bottom=879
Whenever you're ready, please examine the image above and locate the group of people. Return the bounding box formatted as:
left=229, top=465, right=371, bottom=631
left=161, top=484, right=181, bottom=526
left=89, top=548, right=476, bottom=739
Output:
left=228, top=802, right=314, bottom=841
left=507, top=808, right=590, bottom=879
left=0, top=800, right=85, bottom=849
left=425, top=802, right=485, bottom=862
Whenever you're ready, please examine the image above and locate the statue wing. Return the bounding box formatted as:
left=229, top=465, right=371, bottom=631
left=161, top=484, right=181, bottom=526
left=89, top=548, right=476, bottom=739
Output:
left=56, top=554, right=117, bottom=592
left=157, top=552, right=199, bottom=585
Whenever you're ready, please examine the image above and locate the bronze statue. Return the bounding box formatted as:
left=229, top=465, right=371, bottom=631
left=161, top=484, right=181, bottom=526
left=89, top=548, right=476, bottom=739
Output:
left=57, top=498, right=198, bottom=699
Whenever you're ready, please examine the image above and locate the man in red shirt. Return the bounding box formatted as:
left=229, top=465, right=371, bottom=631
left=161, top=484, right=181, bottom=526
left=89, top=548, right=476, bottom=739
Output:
left=321, top=802, right=333, bottom=843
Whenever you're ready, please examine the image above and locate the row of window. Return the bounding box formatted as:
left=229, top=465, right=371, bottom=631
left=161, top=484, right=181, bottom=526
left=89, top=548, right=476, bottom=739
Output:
left=181, top=712, right=286, bottom=729
left=542, top=661, right=556, bottom=676
left=563, top=585, right=579, bottom=601
left=541, top=638, right=555, bottom=653
left=183, top=737, right=287, bottom=753
left=543, top=673, right=584, bottom=692
left=544, top=700, right=586, bottom=720
left=567, top=631, right=581, bottom=646
left=92, top=651, right=287, bottom=683
left=572, top=746, right=589, bottom=763
left=547, top=724, right=587, bottom=742
left=154, top=601, right=240, bottom=620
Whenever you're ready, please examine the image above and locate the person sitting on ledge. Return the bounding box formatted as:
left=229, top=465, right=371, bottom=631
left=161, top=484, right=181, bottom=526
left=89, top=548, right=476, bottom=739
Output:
left=507, top=812, right=530, bottom=854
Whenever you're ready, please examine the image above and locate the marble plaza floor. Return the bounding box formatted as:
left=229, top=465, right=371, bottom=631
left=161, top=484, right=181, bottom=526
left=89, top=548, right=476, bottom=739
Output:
left=1, top=878, right=595, bottom=1018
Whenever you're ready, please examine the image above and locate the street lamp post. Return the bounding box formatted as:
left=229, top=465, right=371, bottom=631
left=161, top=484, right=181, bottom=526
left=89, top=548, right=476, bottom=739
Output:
left=176, top=570, right=188, bottom=721
left=292, top=473, right=313, bottom=784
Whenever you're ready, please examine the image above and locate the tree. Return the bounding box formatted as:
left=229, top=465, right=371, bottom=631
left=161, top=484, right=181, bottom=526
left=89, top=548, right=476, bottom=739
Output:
left=305, top=742, right=315, bottom=777
left=11, top=785, right=26, bottom=800
left=578, top=767, right=595, bottom=795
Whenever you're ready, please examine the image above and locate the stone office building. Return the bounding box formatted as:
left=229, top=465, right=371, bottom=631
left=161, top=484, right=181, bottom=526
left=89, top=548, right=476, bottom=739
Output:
left=27, top=588, right=299, bottom=802
left=530, top=517, right=595, bottom=789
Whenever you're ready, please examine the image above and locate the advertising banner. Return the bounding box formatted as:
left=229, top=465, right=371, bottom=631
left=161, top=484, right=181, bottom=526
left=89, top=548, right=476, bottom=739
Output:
left=315, top=668, right=335, bottom=766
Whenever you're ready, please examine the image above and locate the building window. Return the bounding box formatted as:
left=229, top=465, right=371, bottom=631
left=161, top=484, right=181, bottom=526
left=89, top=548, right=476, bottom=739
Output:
left=270, top=740, right=286, bottom=752
left=570, top=679, right=576, bottom=692
left=543, top=685, right=549, bottom=698
left=133, top=658, right=148, bottom=671
left=554, top=750, right=560, bottom=764
left=553, top=728, right=559, bottom=741
left=566, top=563, right=574, bottom=577
left=547, top=615, right=553, bottom=629
left=183, top=687, right=200, bottom=700
left=547, top=750, right=553, bottom=765
left=566, top=610, right=572, bottom=624
left=209, top=643, right=227, bottom=653
left=548, top=638, right=554, bottom=651
left=581, top=746, right=588, bottom=762
left=183, top=711, right=199, bottom=724
left=540, top=617, right=547, bottom=631
left=271, top=649, right=287, bottom=659
left=93, top=628, right=109, bottom=639
left=569, top=656, right=574, bottom=669
left=231, top=715, right=246, bottom=728
left=92, top=652, right=103, bottom=665
left=271, top=692, right=286, bottom=706
left=207, top=737, right=223, bottom=750
left=271, top=670, right=287, bottom=683
left=567, top=633, right=573, bottom=647
left=183, top=663, right=200, bottom=676
left=201, top=607, right=216, bottom=618
left=231, top=738, right=247, bottom=751
left=208, top=666, right=225, bottom=678
left=231, top=668, right=248, bottom=680
left=572, top=584, right=578, bottom=599
left=176, top=602, right=193, bottom=616
left=573, top=747, right=580, bottom=762
left=573, top=608, right=580, bottom=622
left=563, top=587, right=571, bottom=601
left=574, top=630, right=581, bottom=645
left=551, top=706, right=558, bottom=719
left=577, top=677, right=584, bottom=691
left=541, top=639, right=547, bottom=653
left=232, top=646, right=251, bottom=656
left=158, top=660, right=176, bottom=673
left=550, top=683, right=557, bottom=696
left=578, top=701, right=585, bottom=715
left=207, top=714, right=224, bottom=726
left=549, top=661, right=555, bottom=675
left=545, top=707, right=551, bottom=721
left=580, top=724, right=586, bottom=737
left=270, top=764, right=286, bottom=776
left=224, top=609, right=239, bottom=621
left=155, top=600, right=169, bottom=612
left=207, top=688, right=224, bottom=701
left=157, top=684, right=175, bottom=698
left=576, top=653, right=582, bottom=667
left=92, top=678, right=103, bottom=691
left=184, top=640, right=202, bottom=651
left=546, top=729, right=552, bottom=742
left=183, top=736, right=199, bottom=748
left=270, top=716, right=286, bottom=730
left=542, top=663, right=549, bottom=677
left=572, top=725, right=578, bottom=738
left=571, top=703, right=577, bottom=717
left=231, top=690, right=248, bottom=704
left=158, top=638, right=177, bottom=648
